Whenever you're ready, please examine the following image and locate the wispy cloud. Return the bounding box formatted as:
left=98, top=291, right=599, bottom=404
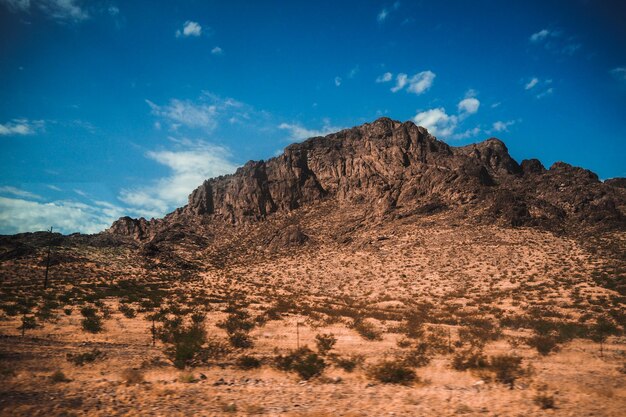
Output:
left=490, top=120, right=516, bottom=133
left=0, top=119, right=44, bottom=136
left=389, top=71, right=435, bottom=94
left=524, top=77, right=539, bottom=90
left=0, top=186, right=42, bottom=200
left=176, top=20, right=202, bottom=38
left=536, top=87, right=554, bottom=99
left=376, top=72, right=393, bottom=83
left=119, top=139, right=237, bottom=217
left=278, top=121, right=343, bottom=141
left=529, top=28, right=581, bottom=56
left=334, top=76, right=342, bottom=87
left=529, top=29, right=550, bottom=43
left=147, top=99, right=217, bottom=131
left=211, top=46, right=223, bottom=55
left=610, top=67, right=626, bottom=82
left=0, top=197, right=113, bottom=234
left=1, top=0, right=90, bottom=21
left=377, top=1, right=400, bottom=23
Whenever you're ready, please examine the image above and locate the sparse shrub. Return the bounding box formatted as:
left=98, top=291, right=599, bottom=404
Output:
left=196, top=338, right=231, bottom=363
left=50, top=370, right=70, bottom=383
left=159, top=318, right=207, bottom=369
left=534, top=393, right=556, bottom=409
left=221, top=403, right=237, bottom=413
left=81, top=315, right=103, bottom=333
left=178, top=372, right=197, bottom=383
left=236, top=355, right=261, bottom=369
left=352, top=318, right=382, bottom=341
left=275, top=347, right=326, bottom=380
left=18, top=315, right=38, bottom=336
left=63, top=308, right=72, bottom=316
left=332, top=354, right=364, bottom=372
left=589, top=316, right=620, bottom=357
left=121, top=368, right=144, bottom=385
left=527, top=333, right=560, bottom=356
left=367, top=359, right=417, bottom=385
left=402, top=342, right=431, bottom=368
left=118, top=303, right=137, bottom=318
left=489, top=354, right=524, bottom=388
left=67, top=348, right=105, bottom=366
left=451, top=347, right=488, bottom=371
left=315, top=333, right=337, bottom=355
left=228, top=331, right=254, bottom=349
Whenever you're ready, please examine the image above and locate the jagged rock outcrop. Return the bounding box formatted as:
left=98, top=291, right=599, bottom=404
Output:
left=108, top=117, right=626, bottom=241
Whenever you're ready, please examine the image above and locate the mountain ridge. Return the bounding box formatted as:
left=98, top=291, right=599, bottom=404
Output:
left=107, top=117, right=626, bottom=242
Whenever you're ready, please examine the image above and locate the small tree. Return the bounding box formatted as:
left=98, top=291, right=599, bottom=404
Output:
left=18, top=313, right=37, bottom=337
left=315, top=333, right=337, bottom=355
left=159, top=318, right=207, bottom=369
left=80, top=306, right=103, bottom=333
left=590, top=317, right=619, bottom=357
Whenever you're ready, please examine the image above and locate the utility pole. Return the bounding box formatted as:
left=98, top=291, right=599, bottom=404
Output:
left=43, top=227, right=53, bottom=289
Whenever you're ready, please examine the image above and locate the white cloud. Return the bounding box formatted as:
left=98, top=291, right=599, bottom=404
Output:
left=278, top=121, right=342, bottom=141
left=457, top=97, right=480, bottom=115
left=536, top=88, right=554, bottom=99
left=610, top=67, right=626, bottom=82
left=0, top=197, right=117, bottom=234
left=391, top=73, right=408, bottom=92
left=0, top=119, right=43, bottom=136
left=377, top=8, right=388, bottom=22
left=406, top=71, right=435, bottom=94
left=529, top=28, right=581, bottom=56
left=1, top=0, right=89, bottom=21
left=334, top=76, right=342, bottom=86
left=413, top=108, right=458, bottom=138
left=376, top=72, right=393, bottom=83
left=491, top=120, right=515, bottom=133
left=176, top=20, right=202, bottom=37
left=118, top=139, right=237, bottom=216
left=451, top=127, right=481, bottom=140
left=530, top=29, right=550, bottom=43
left=0, top=186, right=42, bottom=200
left=377, top=2, right=400, bottom=22
left=525, top=77, right=539, bottom=90
left=0, top=0, right=30, bottom=11
left=108, top=5, right=119, bottom=16
left=147, top=99, right=218, bottom=131
left=211, top=46, right=223, bottom=55
left=390, top=71, right=435, bottom=94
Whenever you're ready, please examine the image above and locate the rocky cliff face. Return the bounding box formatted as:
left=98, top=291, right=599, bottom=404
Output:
left=108, top=118, right=625, bottom=240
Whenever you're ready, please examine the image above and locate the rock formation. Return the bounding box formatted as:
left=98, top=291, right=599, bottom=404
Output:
left=107, top=118, right=626, bottom=241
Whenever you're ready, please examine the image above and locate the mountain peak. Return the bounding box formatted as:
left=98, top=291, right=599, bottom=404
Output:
left=108, top=118, right=625, bottom=239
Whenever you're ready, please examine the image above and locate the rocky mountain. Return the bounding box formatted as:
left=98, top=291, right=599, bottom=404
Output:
left=108, top=117, right=625, bottom=243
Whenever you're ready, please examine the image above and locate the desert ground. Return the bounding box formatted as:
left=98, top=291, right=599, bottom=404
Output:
left=0, top=209, right=625, bottom=416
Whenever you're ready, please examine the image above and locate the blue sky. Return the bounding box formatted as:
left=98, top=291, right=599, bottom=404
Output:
left=1, top=0, right=625, bottom=234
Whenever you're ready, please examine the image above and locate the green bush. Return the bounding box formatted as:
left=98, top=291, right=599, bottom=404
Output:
left=315, top=333, right=337, bottom=355
left=118, top=304, right=137, bottom=318
left=489, top=354, right=524, bottom=388
left=332, top=354, right=364, bottom=372
left=159, top=319, right=207, bottom=369
left=367, top=359, right=417, bottom=385
left=275, top=347, right=326, bottom=380
left=451, top=347, right=488, bottom=371
left=352, top=318, right=382, bottom=341
left=67, top=348, right=105, bottom=366
left=81, top=315, right=103, bottom=333
left=236, top=355, right=261, bottom=369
